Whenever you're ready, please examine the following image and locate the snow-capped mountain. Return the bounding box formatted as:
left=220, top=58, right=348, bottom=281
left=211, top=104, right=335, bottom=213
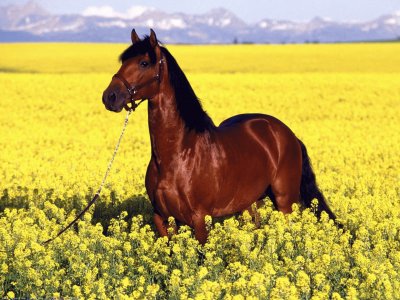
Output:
left=0, top=1, right=399, bottom=43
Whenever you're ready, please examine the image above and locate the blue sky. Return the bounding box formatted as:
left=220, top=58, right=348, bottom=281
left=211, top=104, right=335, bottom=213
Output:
left=2, top=0, right=400, bottom=23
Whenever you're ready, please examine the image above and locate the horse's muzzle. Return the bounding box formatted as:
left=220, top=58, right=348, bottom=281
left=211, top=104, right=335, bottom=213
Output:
left=102, top=89, right=126, bottom=112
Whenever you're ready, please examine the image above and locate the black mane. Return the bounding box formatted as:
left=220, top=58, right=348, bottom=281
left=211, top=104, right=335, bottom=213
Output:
left=160, top=47, right=215, bottom=132
left=120, top=37, right=215, bottom=132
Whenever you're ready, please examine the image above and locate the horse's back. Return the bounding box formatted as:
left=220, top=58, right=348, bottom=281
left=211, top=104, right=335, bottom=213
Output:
left=219, top=113, right=289, bottom=130
left=218, top=113, right=299, bottom=147
left=218, top=113, right=301, bottom=169
left=219, top=113, right=270, bottom=127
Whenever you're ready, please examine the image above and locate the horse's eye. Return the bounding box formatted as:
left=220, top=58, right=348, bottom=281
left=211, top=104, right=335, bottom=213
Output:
left=140, top=61, right=149, bottom=68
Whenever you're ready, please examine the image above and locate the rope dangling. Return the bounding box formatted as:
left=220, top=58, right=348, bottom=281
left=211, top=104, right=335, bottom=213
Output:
left=42, top=109, right=133, bottom=245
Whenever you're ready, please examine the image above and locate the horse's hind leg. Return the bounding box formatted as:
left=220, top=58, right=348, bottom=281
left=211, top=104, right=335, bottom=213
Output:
left=244, top=200, right=264, bottom=228
left=271, top=171, right=301, bottom=213
left=270, top=161, right=302, bottom=213
left=272, top=189, right=299, bottom=213
left=268, top=132, right=302, bottom=213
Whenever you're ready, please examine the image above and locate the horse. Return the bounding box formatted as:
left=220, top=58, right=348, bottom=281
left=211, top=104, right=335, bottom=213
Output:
left=102, top=29, right=337, bottom=244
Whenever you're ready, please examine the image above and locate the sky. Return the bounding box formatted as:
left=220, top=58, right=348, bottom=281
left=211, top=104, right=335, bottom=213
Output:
left=2, top=0, right=400, bottom=23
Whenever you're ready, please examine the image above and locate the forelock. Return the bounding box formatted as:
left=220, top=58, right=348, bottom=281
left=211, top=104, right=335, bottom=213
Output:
left=119, top=36, right=156, bottom=63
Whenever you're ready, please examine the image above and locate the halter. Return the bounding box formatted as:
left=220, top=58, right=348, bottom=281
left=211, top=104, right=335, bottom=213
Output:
left=112, top=57, right=165, bottom=111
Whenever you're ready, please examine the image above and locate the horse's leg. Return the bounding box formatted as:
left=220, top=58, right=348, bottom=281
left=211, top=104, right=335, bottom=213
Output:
left=271, top=171, right=301, bottom=213
left=273, top=192, right=298, bottom=213
left=269, top=135, right=302, bottom=213
left=153, top=213, right=168, bottom=237
left=244, top=200, right=264, bottom=228
left=193, top=214, right=208, bottom=245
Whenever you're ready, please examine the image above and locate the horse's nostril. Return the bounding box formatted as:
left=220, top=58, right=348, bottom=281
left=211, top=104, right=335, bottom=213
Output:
left=108, top=92, right=116, bottom=103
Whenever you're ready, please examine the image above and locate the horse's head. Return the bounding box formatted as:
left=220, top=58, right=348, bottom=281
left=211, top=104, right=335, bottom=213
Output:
left=102, top=29, right=164, bottom=112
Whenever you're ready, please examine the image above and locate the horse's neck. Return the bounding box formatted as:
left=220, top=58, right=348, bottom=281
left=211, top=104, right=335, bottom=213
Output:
left=147, top=89, right=187, bottom=164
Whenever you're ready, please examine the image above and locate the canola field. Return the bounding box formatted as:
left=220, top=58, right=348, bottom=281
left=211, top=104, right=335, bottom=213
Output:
left=0, top=42, right=400, bottom=299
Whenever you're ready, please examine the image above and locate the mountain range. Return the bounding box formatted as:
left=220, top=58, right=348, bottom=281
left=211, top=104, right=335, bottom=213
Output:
left=1, top=1, right=400, bottom=44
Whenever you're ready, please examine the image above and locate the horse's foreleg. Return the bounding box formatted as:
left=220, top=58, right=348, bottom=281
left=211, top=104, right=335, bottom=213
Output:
left=153, top=213, right=168, bottom=237
left=193, top=214, right=208, bottom=245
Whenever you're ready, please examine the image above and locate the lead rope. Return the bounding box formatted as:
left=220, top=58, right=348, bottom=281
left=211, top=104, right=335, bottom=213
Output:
left=42, top=109, right=133, bottom=245
left=97, top=109, right=132, bottom=195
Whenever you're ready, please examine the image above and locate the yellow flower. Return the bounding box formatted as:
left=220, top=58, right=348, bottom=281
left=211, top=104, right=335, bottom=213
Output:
left=366, top=273, right=377, bottom=286
left=123, top=242, right=132, bottom=252
left=1, top=263, right=8, bottom=274
left=314, top=273, right=326, bottom=288
left=121, top=277, right=130, bottom=289
left=205, top=215, right=212, bottom=231
left=173, top=243, right=181, bottom=254
left=72, top=285, right=82, bottom=298
left=270, top=276, right=298, bottom=299
left=346, top=287, right=358, bottom=300
left=332, top=292, right=344, bottom=300
left=145, top=284, right=160, bottom=298
left=296, top=270, right=311, bottom=294
left=198, top=267, right=208, bottom=280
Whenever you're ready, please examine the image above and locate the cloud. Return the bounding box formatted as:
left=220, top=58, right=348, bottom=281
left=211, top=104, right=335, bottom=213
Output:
left=81, top=5, right=154, bottom=19
left=82, top=6, right=121, bottom=18
left=126, top=6, right=155, bottom=19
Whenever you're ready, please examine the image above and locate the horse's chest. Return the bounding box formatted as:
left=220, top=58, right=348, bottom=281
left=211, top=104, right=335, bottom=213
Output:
left=147, top=149, right=224, bottom=223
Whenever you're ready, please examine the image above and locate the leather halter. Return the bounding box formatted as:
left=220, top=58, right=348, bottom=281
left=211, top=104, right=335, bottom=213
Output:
left=113, top=57, right=165, bottom=111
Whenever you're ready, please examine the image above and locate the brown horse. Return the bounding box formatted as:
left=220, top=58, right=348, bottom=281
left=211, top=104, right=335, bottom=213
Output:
left=102, top=29, right=336, bottom=244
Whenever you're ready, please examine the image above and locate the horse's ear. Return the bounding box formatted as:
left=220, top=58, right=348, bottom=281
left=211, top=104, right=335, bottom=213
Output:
left=149, top=29, right=158, bottom=48
left=131, top=29, right=140, bottom=44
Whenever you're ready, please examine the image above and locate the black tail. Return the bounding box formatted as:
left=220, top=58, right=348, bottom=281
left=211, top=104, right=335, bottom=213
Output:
left=298, top=139, right=336, bottom=221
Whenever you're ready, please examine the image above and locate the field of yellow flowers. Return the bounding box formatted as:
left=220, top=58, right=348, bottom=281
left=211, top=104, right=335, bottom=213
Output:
left=0, top=42, right=400, bottom=299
